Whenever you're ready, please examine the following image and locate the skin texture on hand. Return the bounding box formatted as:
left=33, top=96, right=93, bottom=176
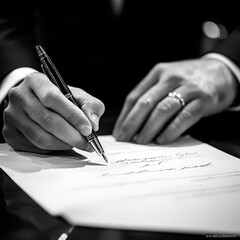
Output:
left=113, top=58, right=238, bottom=144
left=2, top=72, right=105, bottom=153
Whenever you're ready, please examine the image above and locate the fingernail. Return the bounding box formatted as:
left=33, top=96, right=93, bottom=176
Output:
left=80, top=125, right=92, bottom=136
left=91, top=114, right=99, bottom=125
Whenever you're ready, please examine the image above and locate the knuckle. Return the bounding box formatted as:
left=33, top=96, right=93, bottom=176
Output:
left=23, top=74, right=32, bottom=84
left=3, top=107, right=11, bottom=122
left=27, top=72, right=39, bottom=78
left=156, top=101, right=174, bottom=113
left=8, top=87, right=19, bottom=103
left=138, top=98, right=152, bottom=108
left=125, top=93, right=137, bottom=105
left=180, top=107, right=201, bottom=122
left=153, top=63, right=161, bottom=71
left=179, top=109, right=193, bottom=120
left=167, top=74, right=184, bottom=85
left=41, top=91, right=59, bottom=108
left=25, top=72, right=42, bottom=84
left=153, top=62, right=170, bottom=74
left=24, top=73, right=39, bottom=87
left=153, top=62, right=165, bottom=71
left=39, top=110, right=55, bottom=128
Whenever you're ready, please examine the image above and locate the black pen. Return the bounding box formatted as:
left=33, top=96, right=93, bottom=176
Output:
left=35, top=45, right=108, bottom=163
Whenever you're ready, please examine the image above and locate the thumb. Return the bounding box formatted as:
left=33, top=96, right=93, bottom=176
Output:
left=81, top=100, right=105, bottom=131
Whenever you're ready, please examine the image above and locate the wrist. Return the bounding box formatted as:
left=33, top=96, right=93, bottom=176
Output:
left=202, top=53, right=240, bottom=110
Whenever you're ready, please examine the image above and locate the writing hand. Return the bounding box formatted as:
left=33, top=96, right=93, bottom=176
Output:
left=3, top=72, right=105, bottom=153
left=113, top=58, right=238, bottom=144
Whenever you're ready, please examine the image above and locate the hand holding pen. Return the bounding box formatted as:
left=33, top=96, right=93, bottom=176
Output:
left=2, top=47, right=106, bottom=160
left=35, top=45, right=108, bottom=162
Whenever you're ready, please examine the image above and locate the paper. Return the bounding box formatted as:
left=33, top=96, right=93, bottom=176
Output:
left=0, top=135, right=240, bottom=235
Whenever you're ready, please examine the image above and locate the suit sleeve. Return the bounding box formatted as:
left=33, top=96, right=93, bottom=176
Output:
left=211, top=26, right=240, bottom=68
left=209, top=26, right=240, bottom=109
left=0, top=6, right=41, bottom=81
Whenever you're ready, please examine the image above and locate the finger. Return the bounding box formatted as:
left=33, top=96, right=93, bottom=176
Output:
left=26, top=73, right=92, bottom=136
left=156, top=99, right=204, bottom=144
left=113, top=80, right=174, bottom=142
left=19, top=113, right=77, bottom=151
left=5, top=85, right=92, bottom=152
left=131, top=64, right=163, bottom=98
left=70, top=87, right=105, bottom=131
left=25, top=95, right=90, bottom=150
left=4, top=103, right=88, bottom=151
left=21, top=85, right=88, bottom=148
left=3, top=106, right=77, bottom=152
left=135, top=96, right=183, bottom=144
left=113, top=65, right=161, bottom=135
left=3, top=125, right=54, bottom=154
left=22, top=110, right=92, bottom=152
left=135, top=85, right=199, bottom=144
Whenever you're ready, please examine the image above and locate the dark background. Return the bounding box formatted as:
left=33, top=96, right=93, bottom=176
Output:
left=1, top=1, right=240, bottom=142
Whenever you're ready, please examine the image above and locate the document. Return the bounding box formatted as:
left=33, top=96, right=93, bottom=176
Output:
left=0, top=135, right=240, bottom=235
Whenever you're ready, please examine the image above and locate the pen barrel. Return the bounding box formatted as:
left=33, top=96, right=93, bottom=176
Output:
left=86, top=132, right=104, bottom=155
left=38, top=52, right=70, bottom=95
left=41, top=59, right=79, bottom=106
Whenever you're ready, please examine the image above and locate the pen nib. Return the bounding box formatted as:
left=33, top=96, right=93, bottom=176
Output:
left=102, top=153, right=108, bottom=163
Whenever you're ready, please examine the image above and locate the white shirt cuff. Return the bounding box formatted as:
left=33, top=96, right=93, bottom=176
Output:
left=0, top=67, right=38, bottom=104
left=202, top=53, right=240, bottom=111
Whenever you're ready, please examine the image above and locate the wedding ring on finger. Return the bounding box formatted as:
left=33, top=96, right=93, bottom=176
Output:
left=168, top=91, right=185, bottom=108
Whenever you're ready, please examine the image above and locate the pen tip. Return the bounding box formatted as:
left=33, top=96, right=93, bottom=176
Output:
left=102, top=153, right=108, bottom=163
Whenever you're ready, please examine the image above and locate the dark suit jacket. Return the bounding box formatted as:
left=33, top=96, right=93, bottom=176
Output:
left=0, top=1, right=239, bottom=141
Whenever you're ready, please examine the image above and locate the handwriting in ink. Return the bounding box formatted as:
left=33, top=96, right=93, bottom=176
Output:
left=102, top=162, right=212, bottom=177
left=115, top=151, right=200, bottom=165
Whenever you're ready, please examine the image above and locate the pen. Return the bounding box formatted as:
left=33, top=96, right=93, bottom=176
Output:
left=35, top=45, right=108, bottom=163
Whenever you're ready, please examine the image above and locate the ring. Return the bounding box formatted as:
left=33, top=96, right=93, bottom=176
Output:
left=168, top=91, right=185, bottom=108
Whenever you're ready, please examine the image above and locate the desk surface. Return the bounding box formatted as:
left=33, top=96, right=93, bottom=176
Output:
left=1, top=115, right=240, bottom=240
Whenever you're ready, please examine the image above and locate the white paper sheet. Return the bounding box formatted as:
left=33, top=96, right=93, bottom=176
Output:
left=0, top=135, right=240, bottom=235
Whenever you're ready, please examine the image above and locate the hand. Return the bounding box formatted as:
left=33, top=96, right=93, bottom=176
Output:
left=2, top=72, right=105, bottom=153
left=113, top=58, right=238, bottom=144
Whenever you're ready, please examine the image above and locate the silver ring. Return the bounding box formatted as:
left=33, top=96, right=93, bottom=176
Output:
left=168, top=91, right=185, bottom=108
